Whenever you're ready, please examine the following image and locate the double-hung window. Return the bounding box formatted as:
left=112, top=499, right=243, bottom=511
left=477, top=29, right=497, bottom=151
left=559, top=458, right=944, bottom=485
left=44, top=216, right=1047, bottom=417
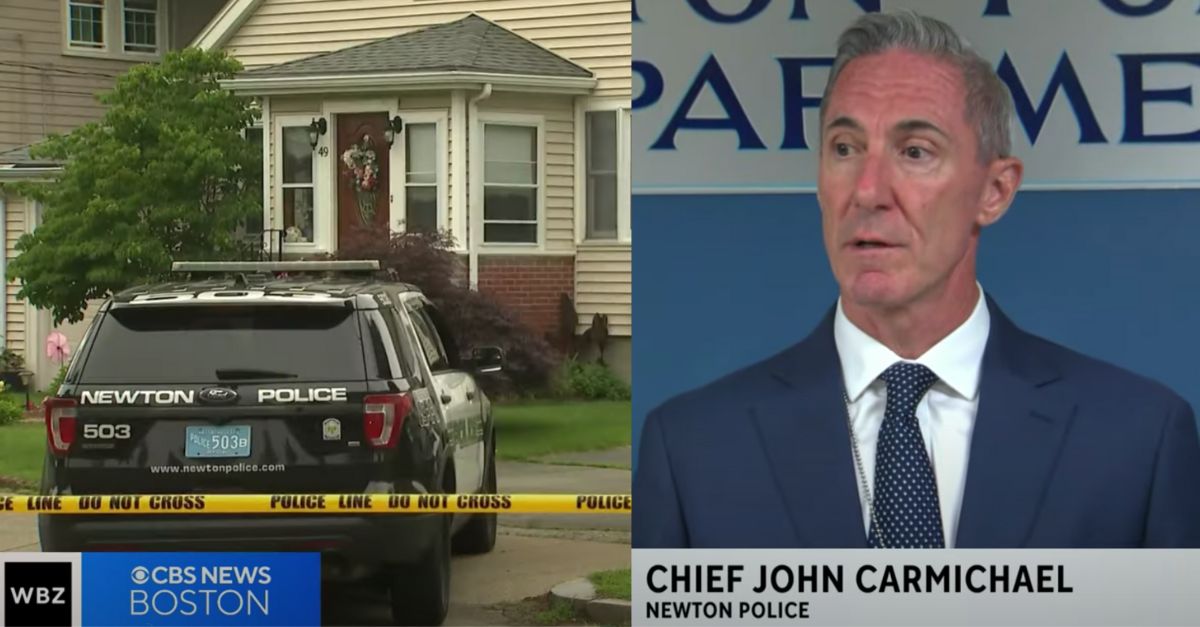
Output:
left=483, top=121, right=541, bottom=245
left=121, top=0, right=157, bottom=53
left=397, top=113, right=446, bottom=235
left=277, top=119, right=316, bottom=244
left=68, top=0, right=105, bottom=49
left=65, top=0, right=162, bottom=56
left=583, top=106, right=630, bottom=242
left=405, top=124, right=438, bottom=233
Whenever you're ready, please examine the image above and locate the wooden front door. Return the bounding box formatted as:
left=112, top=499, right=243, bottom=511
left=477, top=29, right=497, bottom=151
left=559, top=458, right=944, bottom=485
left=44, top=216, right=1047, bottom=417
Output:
left=336, top=112, right=390, bottom=250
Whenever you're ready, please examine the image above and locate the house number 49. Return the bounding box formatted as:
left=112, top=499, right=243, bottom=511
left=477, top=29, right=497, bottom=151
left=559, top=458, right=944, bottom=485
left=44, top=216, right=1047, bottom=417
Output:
left=318, top=147, right=329, bottom=156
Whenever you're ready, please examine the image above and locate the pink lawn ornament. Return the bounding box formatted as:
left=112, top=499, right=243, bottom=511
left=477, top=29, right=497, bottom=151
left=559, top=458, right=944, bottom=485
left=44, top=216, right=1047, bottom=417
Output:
left=46, top=331, right=70, bottom=365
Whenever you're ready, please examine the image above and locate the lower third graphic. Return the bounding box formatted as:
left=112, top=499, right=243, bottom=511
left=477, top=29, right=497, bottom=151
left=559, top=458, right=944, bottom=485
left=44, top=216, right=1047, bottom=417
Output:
left=82, top=553, right=318, bottom=626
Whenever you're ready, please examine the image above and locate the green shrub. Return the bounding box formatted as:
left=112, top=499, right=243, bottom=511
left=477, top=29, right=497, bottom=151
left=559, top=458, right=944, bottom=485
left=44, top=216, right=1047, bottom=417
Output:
left=555, top=358, right=630, bottom=401
left=334, top=229, right=560, bottom=398
left=41, top=365, right=68, bottom=400
left=0, top=396, right=23, bottom=426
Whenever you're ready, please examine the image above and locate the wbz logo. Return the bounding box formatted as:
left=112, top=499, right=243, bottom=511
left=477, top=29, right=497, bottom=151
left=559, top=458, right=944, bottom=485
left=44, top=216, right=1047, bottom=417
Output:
left=4, top=562, right=72, bottom=626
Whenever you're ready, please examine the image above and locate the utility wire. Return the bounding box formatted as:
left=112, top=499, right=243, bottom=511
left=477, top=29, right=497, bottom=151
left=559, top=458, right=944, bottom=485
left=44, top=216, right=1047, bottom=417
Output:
left=0, top=68, right=110, bottom=83
left=0, top=60, right=121, bottom=79
left=0, top=85, right=99, bottom=98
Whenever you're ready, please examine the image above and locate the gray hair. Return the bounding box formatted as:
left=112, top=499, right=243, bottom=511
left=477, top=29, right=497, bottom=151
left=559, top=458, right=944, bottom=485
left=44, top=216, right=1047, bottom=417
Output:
left=820, top=10, right=1012, bottom=162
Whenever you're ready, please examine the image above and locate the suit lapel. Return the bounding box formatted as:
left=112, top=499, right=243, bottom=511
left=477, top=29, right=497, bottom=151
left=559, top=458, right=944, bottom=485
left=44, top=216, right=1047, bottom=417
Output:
left=955, top=299, right=1076, bottom=547
left=750, top=311, right=868, bottom=547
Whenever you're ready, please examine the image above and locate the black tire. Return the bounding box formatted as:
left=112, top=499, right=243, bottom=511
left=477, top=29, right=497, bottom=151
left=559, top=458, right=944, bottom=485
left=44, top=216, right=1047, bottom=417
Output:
left=452, top=438, right=498, bottom=555
left=388, top=515, right=451, bottom=626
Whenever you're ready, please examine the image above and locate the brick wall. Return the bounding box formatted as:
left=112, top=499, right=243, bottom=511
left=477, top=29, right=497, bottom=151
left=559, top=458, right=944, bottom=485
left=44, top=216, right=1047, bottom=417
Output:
left=476, top=255, right=575, bottom=341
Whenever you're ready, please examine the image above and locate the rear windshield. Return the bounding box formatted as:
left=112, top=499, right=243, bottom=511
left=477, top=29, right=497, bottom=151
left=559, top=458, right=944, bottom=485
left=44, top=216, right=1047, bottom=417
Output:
left=79, top=305, right=366, bottom=384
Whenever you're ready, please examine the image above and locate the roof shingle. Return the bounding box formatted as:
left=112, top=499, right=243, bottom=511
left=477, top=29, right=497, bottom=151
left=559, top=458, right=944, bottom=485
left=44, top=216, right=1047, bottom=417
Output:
left=0, top=144, right=60, bottom=167
left=242, top=14, right=592, bottom=79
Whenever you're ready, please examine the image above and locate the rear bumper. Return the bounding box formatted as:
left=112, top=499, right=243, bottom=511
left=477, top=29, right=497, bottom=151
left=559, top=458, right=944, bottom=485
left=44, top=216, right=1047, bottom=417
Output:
left=38, top=513, right=442, bottom=579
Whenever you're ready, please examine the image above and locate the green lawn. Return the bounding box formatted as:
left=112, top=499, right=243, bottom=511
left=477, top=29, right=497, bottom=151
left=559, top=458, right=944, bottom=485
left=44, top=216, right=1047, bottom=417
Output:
left=533, top=598, right=579, bottom=625
left=588, top=568, right=631, bottom=601
left=0, top=423, right=44, bottom=488
left=0, top=401, right=632, bottom=488
left=494, top=401, right=631, bottom=462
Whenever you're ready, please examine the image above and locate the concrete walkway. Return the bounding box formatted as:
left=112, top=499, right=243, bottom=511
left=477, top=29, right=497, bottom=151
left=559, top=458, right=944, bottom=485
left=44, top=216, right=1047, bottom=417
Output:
left=496, top=457, right=630, bottom=531
left=0, top=513, right=37, bottom=552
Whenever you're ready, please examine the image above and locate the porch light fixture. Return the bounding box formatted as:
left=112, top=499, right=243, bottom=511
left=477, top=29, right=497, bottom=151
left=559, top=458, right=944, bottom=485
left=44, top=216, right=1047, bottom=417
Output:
left=385, top=116, right=404, bottom=147
left=307, top=117, right=327, bottom=149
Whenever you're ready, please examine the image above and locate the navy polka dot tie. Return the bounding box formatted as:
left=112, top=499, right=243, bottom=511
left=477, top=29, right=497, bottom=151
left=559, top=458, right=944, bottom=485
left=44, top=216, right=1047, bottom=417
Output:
left=867, top=362, right=945, bottom=548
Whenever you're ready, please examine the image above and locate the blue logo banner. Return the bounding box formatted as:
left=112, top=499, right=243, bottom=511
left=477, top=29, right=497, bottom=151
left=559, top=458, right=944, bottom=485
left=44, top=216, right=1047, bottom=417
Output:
left=81, top=553, right=320, bottom=626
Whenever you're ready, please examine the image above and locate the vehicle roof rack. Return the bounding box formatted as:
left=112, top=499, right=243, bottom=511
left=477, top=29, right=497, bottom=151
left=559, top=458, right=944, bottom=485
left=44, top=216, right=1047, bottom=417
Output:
left=171, top=261, right=381, bottom=274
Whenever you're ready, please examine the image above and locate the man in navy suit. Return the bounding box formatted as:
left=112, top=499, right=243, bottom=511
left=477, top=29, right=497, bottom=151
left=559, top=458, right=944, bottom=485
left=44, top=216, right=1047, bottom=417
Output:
left=632, top=11, right=1200, bottom=548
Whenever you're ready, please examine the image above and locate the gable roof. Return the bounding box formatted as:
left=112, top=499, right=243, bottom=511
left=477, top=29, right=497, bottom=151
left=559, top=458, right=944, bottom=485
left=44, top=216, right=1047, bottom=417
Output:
left=241, top=14, right=592, bottom=80
left=0, top=144, right=62, bottom=181
left=0, top=144, right=59, bottom=168
left=194, top=0, right=263, bottom=50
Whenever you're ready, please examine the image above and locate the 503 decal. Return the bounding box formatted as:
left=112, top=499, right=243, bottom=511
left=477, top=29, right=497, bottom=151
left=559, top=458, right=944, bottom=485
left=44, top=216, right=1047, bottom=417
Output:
left=82, top=424, right=132, bottom=440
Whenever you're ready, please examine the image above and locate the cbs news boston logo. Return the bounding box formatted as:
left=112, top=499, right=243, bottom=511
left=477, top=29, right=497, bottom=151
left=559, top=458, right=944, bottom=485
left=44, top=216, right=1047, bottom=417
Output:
left=81, top=553, right=319, bottom=626
left=126, top=562, right=274, bottom=618
left=0, top=552, right=318, bottom=626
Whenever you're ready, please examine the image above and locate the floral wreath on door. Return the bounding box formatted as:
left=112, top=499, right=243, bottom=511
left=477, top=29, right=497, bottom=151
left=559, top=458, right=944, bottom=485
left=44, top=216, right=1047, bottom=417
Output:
left=341, top=134, right=380, bottom=225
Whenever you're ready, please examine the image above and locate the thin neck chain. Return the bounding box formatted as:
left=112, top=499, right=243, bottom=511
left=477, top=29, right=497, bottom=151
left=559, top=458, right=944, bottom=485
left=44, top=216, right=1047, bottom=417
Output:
left=842, top=390, right=887, bottom=548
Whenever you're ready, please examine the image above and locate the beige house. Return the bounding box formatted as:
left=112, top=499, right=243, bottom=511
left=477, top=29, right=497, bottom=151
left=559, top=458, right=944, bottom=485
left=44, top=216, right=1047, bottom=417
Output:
left=202, top=0, right=633, bottom=380
left=0, top=0, right=227, bottom=388
left=1, top=0, right=632, bottom=387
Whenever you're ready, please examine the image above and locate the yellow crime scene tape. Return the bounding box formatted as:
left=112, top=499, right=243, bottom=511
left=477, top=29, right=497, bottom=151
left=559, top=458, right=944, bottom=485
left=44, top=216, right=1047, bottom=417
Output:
left=0, top=493, right=632, bottom=515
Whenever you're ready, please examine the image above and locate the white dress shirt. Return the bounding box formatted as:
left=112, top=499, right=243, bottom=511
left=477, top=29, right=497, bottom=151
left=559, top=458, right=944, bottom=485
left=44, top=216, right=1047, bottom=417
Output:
left=833, top=285, right=990, bottom=548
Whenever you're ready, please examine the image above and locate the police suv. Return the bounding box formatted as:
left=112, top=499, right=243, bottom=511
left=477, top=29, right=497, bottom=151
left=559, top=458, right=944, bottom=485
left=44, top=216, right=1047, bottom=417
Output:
left=38, top=261, right=503, bottom=626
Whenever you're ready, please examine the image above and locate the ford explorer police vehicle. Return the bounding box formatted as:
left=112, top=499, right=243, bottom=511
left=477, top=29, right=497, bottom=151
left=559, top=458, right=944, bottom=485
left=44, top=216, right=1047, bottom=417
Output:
left=37, top=260, right=503, bottom=626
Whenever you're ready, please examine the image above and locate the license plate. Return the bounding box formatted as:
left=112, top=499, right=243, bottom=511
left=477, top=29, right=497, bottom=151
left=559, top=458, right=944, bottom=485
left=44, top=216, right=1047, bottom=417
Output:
left=185, top=426, right=251, bottom=458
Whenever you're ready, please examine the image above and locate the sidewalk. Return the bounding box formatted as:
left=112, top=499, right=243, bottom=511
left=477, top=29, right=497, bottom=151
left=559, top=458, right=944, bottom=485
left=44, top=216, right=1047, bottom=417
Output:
left=0, top=513, right=38, bottom=552
left=497, top=452, right=630, bottom=531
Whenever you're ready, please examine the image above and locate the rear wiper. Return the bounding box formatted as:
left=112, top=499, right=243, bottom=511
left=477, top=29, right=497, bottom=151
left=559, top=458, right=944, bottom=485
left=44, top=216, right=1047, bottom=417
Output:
left=215, top=368, right=298, bottom=380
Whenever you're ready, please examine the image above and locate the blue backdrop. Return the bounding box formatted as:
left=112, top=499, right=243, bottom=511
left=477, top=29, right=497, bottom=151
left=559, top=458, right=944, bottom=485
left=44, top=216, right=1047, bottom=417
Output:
left=632, top=189, right=1200, bottom=467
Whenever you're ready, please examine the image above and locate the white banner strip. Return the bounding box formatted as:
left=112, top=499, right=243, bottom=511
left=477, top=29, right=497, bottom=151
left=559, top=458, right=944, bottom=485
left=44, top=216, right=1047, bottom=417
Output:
left=633, top=549, right=1200, bottom=626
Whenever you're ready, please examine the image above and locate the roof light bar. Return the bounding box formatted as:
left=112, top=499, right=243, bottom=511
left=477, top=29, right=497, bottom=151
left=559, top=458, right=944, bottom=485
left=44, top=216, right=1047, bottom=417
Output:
left=171, top=261, right=380, bottom=273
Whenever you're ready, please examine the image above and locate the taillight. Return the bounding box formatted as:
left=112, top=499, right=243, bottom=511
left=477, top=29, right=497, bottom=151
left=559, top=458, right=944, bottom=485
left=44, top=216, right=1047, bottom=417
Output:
left=44, top=397, right=77, bottom=456
left=363, top=394, right=412, bottom=448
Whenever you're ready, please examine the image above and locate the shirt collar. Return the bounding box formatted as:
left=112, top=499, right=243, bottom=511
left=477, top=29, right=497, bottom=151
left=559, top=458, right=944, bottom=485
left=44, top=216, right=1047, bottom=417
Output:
left=833, top=283, right=991, bottom=402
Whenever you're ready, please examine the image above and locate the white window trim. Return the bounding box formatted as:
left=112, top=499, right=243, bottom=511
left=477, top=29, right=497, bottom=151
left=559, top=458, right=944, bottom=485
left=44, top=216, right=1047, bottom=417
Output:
left=475, top=112, right=546, bottom=250
left=394, top=110, right=448, bottom=236
left=450, top=91, right=467, bottom=253
left=62, top=0, right=167, bottom=60
left=576, top=98, right=631, bottom=245
left=274, top=113, right=324, bottom=253
left=119, top=0, right=161, bottom=56
left=65, top=0, right=107, bottom=53
left=260, top=96, right=271, bottom=251
left=239, top=112, right=269, bottom=250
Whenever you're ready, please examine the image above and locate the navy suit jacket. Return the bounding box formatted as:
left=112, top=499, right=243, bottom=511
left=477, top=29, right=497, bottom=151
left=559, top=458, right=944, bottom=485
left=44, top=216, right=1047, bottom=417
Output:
left=633, top=298, right=1200, bottom=548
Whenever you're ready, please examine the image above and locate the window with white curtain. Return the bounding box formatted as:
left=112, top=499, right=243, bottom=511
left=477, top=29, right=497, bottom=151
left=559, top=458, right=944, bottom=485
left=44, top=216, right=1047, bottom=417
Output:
left=586, top=110, right=618, bottom=240
left=483, top=123, right=539, bottom=244
left=404, top=123, right=438, bottom=233
left=280, top=125, right=315, bottom=244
